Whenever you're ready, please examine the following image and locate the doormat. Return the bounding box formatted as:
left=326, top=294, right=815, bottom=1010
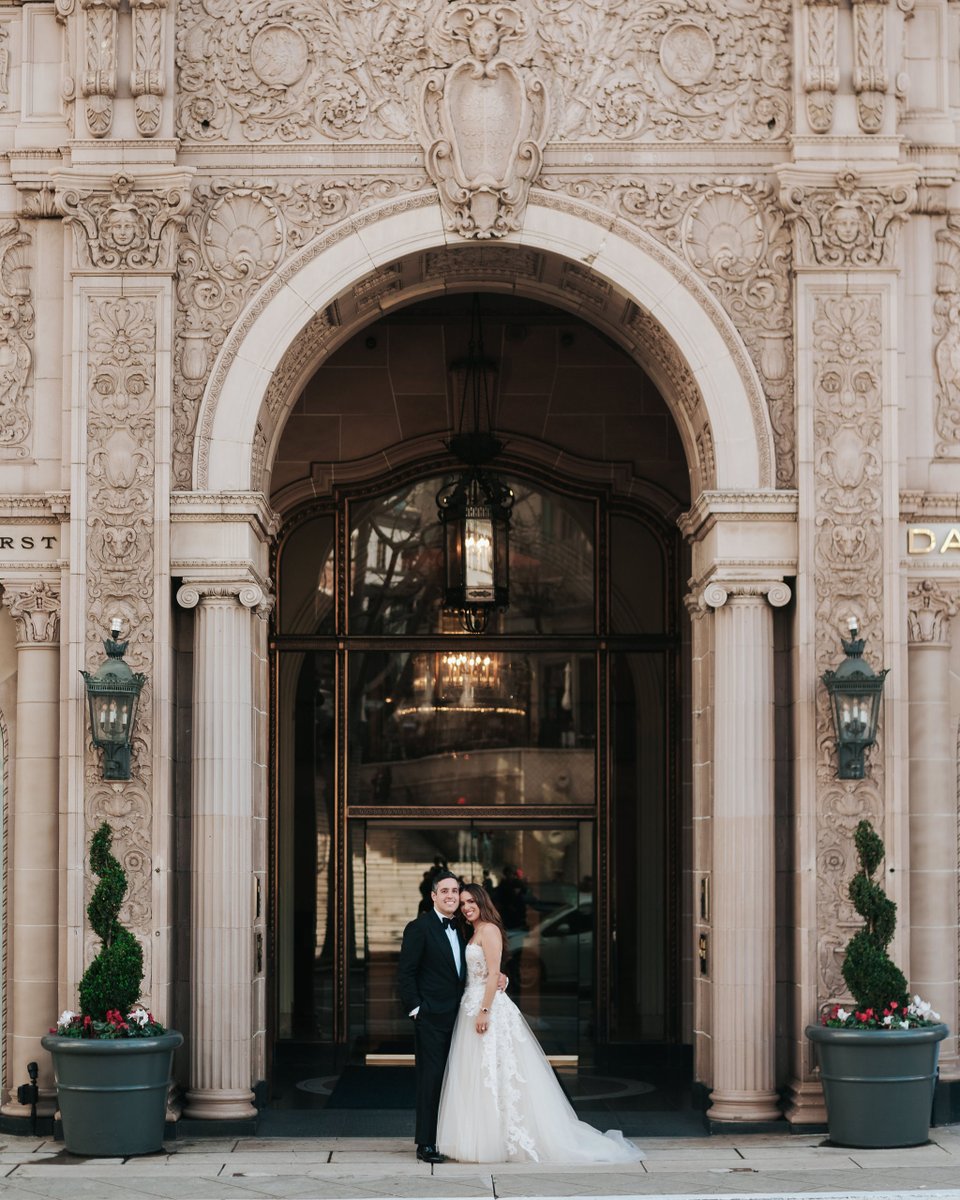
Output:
left=324, top=1064, right=417, bottom=1109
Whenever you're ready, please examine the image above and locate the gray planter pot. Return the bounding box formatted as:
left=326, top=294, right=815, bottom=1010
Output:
left=806, top=1022, right=948, bottom=1148
left=41, top=1030, right=183, bottom=1156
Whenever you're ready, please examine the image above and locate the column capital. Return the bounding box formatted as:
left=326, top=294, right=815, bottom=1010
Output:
left=176, top=575, right=272, bottom=617
left=688, top=576, right=792, bottom=613
left=907, top=578, right=960, bottom=644
left=0, top=578, right=61, bottom=646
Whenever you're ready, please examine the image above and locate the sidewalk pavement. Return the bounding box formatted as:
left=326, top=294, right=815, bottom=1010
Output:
left=1, top=1127, right=959, bottom=1200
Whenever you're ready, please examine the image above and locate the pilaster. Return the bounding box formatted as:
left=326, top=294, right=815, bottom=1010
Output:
left=0, top=578, right=60, bottom=1115
left=690, top=576, right=790, bottom=1123
left=176, top=577, right=271, bottom=1121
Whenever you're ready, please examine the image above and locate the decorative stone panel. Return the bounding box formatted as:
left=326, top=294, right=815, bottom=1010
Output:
left=0, top=221, right=34, bottom=460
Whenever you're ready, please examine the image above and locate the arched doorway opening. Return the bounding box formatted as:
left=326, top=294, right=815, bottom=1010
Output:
left=269, top=293, right=689, bottom=1104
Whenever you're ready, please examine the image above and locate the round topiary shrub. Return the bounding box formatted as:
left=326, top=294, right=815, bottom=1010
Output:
left=841, top=819, right=908, bottom=1015
left=77, top=821, right=144, bottom=1021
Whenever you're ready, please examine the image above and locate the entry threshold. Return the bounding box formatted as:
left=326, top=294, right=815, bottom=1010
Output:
left=365, top=1052, right=578, bottom=1070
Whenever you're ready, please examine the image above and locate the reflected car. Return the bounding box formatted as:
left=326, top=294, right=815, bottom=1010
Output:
left=506, top=901, right=593, bottom=989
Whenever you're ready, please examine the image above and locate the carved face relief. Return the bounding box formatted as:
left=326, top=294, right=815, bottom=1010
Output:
left=102, top=203, right=146, bottom=251
left=825, top=200, right=866, bottom=248
left=467, top=17, right=502, bottom=63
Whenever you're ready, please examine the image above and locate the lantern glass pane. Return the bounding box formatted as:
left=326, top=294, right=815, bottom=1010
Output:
left=464, top=513, right=495, bottom=599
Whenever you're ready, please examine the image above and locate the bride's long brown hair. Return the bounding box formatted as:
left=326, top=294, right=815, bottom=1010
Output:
left=460, top=882, right=510, bottom=970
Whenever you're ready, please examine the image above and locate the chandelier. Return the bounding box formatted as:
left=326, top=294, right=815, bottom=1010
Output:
left=437, top=295, right=514, bottom=634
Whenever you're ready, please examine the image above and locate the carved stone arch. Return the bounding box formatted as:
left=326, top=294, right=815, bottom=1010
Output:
left=194, top=192, right=776, bottom=496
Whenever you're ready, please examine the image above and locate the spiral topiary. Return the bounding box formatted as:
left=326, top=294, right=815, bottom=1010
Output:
left=841, top=819, right=909, bottom=1015
left=77, top=821, right=144, bottom=1021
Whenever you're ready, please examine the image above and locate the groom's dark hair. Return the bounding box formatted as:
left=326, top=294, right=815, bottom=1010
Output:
left=430, top=869, right=460, bottom=893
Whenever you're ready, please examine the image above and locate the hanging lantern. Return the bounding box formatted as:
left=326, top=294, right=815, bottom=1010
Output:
left=81, top=618, right=146, bottom=781
left=821, top=616, right=889, bottom=780
left=437, top=296, right=514, bottom=633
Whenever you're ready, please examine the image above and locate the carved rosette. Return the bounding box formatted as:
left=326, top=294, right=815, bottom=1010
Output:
left=80, top=0, right=120, bottom=138
left=852, top=0, right=889, bottom=134
left=779, top=169, right=916, bottom=268
left=130, top=0, right=168, bottom=137
left=84, top=295, right=157, bottom=987
left=539, top=175, right=795, bottom=486
left=933, top=213, right=960, bottom=456
left=1, top=581, right=61, bottom=646
left=172, top=175, right=424, bottom=488
left=175, top=0, right=790, bottom=146
left=803, top=0, right=839, bottom=134
left=907, top=579, right=960, bottom=644
left=0, top=221, right=35, bottom=459
left=812, top=292, right=885, bottom=1002
left=57, top=173, right=191, bottom=272
left=419, top=3, right=549, bottom=239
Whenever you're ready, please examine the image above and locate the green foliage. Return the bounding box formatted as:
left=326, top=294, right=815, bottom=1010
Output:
left=77, top=822, right=144, bottom=1021
left=841, top=819, right=909, bottom=1014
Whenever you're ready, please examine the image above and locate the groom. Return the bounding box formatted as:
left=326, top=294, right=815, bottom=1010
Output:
left=397, top=869, right=465, bottom=1164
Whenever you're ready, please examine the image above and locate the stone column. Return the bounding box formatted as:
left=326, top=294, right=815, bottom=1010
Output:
left=176, top=579, right=268, bottom=1120
left=0, top=580, right=60, bottom=1114
left=907, top=579, right=960, bottom=1077
left=702, top=578, right=791, bottom=1123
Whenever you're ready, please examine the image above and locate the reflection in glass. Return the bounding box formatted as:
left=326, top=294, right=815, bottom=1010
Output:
left=349, top=651, right=595, bottom=806
left=278, top=515, right=335, bottom=635
left=276, top=652, right=336, bottom=1038
left=355, top=822, right=593, bottom=1058
left=348, top=477, right=595, bottom=636
left=610, top=514, right=665, bottom=634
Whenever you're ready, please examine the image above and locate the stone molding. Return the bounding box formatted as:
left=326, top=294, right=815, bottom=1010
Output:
left=803, top=0, right=839, bottom=134
left=176, top=578, right=273, bottom=619
left=933, top=212, right=960, bottom=457
left=679, top=490, right=799, bottom=541
left=907, top=578, right=960, bottom=644
left=811, top=288, right=887, bottom=1004
left=778, top=167, right=916, bottom=268
left=57, top=171, right=193, bottom=272
left=0, top=579, right=61, bottom=646
left=79, top=0, right=120, bottom=138
left=419, top=2, right=549, bottom=239
left=130, top=0, right=168, bottom=138
left=0, top=221, right=35, bottom=461
left=851, top=0, right=891, bottom=133
left=687, top=575, right=792, bottom=614
left=174, top=0, right=791, bottom=147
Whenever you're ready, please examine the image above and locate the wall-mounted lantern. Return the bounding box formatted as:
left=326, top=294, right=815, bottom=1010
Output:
left=821, top=617, right=889, bottom=780
left=437, top=295, right=514, bottom=634
left=81, top=618, right=146, bottom=781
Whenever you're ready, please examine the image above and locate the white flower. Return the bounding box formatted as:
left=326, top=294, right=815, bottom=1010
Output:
left=128, top=1007, right=149, bottom=1027
left=907, top=995, right=941, bottom=1021
left=57, top=1010, right=77, bottom=1029
left=836, top=1007, right=849, bottom=1022
left=882, top=1014, right=893, bottom=1026
left=901, top=1020, right=911, bottom=1029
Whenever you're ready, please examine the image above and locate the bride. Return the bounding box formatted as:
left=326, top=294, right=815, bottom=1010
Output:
left=435, top=883, right=645, bottom=1164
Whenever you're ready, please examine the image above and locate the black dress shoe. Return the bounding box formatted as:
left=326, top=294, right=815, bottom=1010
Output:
left=416, top=1144, right=445, bottom=1163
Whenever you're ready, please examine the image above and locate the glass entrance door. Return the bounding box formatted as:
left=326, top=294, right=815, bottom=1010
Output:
left=351, top=821, right=595, bottom=1061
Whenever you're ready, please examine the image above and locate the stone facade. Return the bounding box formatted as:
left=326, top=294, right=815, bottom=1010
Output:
left=0, top=0, right=955, bottom=1127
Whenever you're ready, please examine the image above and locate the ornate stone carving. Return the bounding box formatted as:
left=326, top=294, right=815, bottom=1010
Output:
left=422, top=246, right=542, bottom=281
left=803, top=0, right=839, bottom=134
left=852, top=0, right=889, bottom=134
left=539, top=174, right=794, bottom=486
left=130, top=0, right=168, bottom=137
left=57, top=0, right=78, bottom=135
left=779, top=169, right=916, bottom=268
left=80, top=0, right=119, bottom=138
left=0, top=24, right=10, bottom=112
left=700, top=578, right=792, bottom=609
left=0, top=221, right=35, bottom=459
left=419, top=2, right=549, bottom=238
left=812, top=292, right=886, bottom=1002
left=933, top=213, right=960, bottom=456
left=172, top=175, right=425, bottom=488
left=57, top=173, right=191, bottom=272
left=907, top=579, right=960, bottom=644
left=1, top=580, right=61, bottom=646
left=175, top=0, right=791, bottom=146
left=84, top=295, right=157, bottom=965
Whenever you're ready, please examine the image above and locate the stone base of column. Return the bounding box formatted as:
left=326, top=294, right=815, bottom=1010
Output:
left=183, top=1088, right=257, bottom=1120
left=783, top=1078, right=828, bottom=1125
left=709, top=1089, right=782, bottom=1123
left=0, top=1093, right=58, bottom=1120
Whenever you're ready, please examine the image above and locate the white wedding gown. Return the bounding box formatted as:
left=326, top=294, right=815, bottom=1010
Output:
left=436, top=944, right=645, bottom=1164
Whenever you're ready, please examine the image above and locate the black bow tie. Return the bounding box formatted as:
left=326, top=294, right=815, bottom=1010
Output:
left=441, top=917, right=456, bottom=930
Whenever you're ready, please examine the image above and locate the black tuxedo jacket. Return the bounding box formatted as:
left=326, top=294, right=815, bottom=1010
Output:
left=397, top=911, right=467, bottom=1017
